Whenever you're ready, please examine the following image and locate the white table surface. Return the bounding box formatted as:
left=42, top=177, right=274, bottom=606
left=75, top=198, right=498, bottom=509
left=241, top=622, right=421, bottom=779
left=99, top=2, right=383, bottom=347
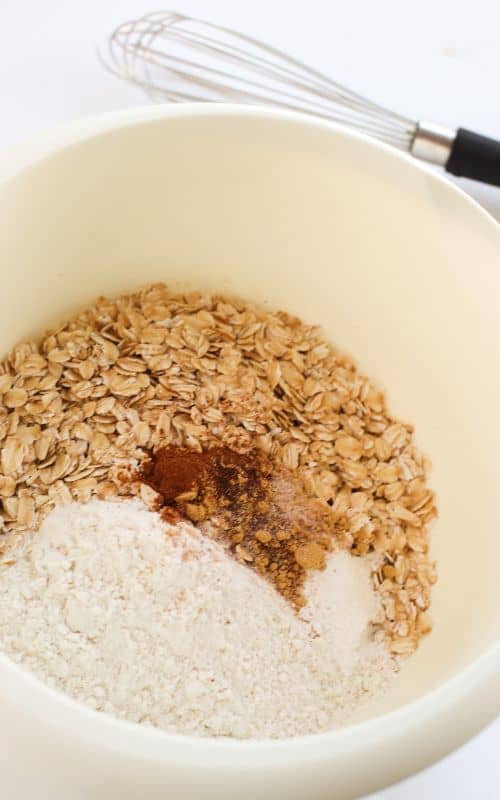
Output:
left=2, top=1, right=499, bottom=797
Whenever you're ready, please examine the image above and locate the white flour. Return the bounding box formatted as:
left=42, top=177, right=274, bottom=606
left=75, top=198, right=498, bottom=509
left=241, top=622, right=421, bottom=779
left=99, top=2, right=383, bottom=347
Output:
left=301, top=550, right=384, bottom=674
left=0, top=499, right=396, bottom=738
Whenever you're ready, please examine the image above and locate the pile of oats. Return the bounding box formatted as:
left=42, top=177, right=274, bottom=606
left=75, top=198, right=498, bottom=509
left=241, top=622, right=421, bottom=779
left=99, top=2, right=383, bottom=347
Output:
left=0, top=283, right=436, bottom=655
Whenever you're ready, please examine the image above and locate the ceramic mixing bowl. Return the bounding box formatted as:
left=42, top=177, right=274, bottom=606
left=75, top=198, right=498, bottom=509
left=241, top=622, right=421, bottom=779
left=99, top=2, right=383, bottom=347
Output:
left=0, top=105, right=499, bottom=799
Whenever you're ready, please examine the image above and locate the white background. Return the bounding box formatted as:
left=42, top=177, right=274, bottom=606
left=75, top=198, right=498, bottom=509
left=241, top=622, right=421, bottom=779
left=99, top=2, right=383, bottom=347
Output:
left=2, top=1, right=499, bottom=797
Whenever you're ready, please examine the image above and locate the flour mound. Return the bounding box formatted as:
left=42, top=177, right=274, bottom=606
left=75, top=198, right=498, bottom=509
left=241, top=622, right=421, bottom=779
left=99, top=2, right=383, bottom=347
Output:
left=0, top=499, right=395, bottom=738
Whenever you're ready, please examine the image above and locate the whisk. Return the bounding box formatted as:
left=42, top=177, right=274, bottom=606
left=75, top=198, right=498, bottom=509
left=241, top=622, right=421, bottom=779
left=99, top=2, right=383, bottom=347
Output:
left=104, top=11, right=500, bottom=187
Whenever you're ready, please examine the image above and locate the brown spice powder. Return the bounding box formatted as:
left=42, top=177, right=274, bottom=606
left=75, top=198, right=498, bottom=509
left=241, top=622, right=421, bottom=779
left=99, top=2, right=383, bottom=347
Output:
left=140, top=445, right=334, bottom=608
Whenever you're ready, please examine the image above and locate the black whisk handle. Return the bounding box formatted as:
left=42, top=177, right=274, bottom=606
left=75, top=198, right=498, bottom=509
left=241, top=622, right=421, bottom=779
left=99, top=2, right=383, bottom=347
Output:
left=446, top=128, right=500, bottom=187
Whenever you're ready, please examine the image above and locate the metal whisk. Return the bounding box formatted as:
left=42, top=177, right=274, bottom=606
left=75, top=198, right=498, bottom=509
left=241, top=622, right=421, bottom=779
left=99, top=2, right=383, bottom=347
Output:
left=104, top=11, right=500, bottom=187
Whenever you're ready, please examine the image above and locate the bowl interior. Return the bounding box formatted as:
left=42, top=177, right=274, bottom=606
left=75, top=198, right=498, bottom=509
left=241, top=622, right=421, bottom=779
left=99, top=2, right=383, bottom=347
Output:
left=0, top=107, right=499, bottom=723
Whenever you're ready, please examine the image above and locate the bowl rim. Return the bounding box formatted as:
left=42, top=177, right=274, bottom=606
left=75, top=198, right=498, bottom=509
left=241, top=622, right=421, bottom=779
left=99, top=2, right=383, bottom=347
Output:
left=0, top=102, right=499, bottom=771
left=1, top=101, right=498, bottom=238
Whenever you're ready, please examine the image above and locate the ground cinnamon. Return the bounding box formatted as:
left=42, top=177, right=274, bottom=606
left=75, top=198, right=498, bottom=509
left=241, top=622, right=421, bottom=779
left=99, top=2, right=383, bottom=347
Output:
left=140, top=445, right=335, bottom=608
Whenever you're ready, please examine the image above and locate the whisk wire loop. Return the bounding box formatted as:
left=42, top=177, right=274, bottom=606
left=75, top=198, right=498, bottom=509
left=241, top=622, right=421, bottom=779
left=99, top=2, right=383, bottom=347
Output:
left=105, top=11, right=416, bottom=152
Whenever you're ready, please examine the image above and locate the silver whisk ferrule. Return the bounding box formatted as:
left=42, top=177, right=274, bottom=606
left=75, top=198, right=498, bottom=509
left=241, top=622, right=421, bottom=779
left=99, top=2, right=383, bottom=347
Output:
left=411, top=122, right=456, bottom=166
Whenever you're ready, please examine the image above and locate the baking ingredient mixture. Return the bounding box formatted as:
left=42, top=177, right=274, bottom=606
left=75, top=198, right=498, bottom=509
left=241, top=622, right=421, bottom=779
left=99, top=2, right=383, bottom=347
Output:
left=0, top=499, right=393, bottom=738
left=0, top=283, right=437, bottom=737
left=140, top=444, right=334, bottom=608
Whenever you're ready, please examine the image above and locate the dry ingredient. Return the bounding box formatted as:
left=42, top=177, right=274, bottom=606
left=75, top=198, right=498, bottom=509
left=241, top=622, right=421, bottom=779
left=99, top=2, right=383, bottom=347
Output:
left=139, top=445, right=334, bottom=608
left=0, top=283, right=437, bottom=654
left=0, top=499, right=395, bottom=738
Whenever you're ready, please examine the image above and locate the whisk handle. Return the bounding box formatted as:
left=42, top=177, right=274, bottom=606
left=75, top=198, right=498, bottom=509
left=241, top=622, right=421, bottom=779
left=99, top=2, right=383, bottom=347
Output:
left=446, top=128, right=500, bottom=187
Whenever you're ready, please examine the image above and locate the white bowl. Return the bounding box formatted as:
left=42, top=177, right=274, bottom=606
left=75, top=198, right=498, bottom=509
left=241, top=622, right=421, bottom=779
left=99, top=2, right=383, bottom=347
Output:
left=0, top=105, right=499, bottom=800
